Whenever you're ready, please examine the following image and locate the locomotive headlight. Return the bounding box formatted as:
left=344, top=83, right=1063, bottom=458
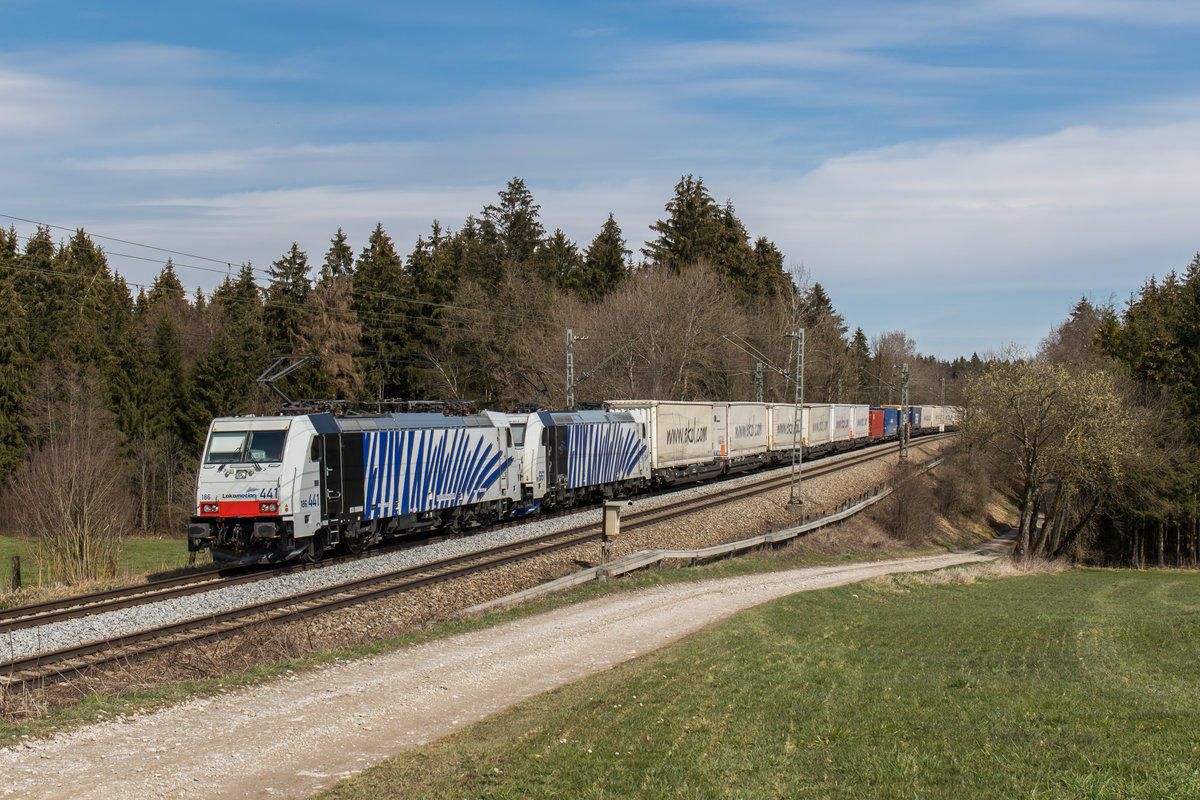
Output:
left=236, top=470, right=250, bottom=480
left=259, top=502, right=278, bottom=514
left=200, top=503, right=219, bottom=514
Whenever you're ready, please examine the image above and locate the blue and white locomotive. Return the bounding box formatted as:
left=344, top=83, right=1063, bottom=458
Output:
left=189, top=408, right=652, bottom=563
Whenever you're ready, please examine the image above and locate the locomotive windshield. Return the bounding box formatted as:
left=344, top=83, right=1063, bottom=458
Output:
left=204, top=429, right=288, bottom=464
left=510, top=423, right=526, bottom=448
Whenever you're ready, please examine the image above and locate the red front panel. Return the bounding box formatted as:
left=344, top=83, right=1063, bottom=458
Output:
left=197, top=500, right=272, bottom=518
left=869, top=409, right=884, bottom=438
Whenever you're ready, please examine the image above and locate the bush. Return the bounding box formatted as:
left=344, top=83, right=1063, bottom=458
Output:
left=873, top=463, right=939, bottom=545
left=935, top=447, right=993, bottom=521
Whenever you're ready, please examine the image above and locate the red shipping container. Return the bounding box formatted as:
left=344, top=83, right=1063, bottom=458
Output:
left=869, top=408, right=884, bottom=438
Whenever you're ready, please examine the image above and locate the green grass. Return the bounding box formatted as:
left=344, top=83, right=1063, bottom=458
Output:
left=318, top=569, right=1200, bottom=800
left=0, top=535, right=205, bottom=593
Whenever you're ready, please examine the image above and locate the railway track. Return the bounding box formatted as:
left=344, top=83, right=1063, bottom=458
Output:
left=0, top=434, right=951, bottom=687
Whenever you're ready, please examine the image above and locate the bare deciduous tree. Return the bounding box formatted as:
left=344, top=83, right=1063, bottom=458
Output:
left=3, top=363, right=133, bottom=583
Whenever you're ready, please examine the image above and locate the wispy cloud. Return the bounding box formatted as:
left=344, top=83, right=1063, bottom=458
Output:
left=746, top=120, right=1200, bottom=292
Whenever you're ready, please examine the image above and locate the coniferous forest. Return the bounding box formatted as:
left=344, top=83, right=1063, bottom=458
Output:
left=1, top=176, right=1197, bottom=573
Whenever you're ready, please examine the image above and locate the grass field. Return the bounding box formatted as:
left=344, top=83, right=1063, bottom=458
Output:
left=319, top=569, right=1200, bottom=799
left=0, top=536, right=202, bottom=593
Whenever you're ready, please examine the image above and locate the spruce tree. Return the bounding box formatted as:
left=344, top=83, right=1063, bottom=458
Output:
left=533, top=229, right=583, bottom=290
left=446, top=215, right=503, bottom=286
left=17, top=226, right=58, bottom=363
left=263, top=243, right=321, bottom=399
left=353, top=223, right=414, bottom=401
left=713, top=201, right=758, bottom=297
left=752, top=237, right=789, bottom=296
left=579, top=213, right=630, bottom=301
left=147, top=260, right=185, bottom=305
left=484, top=177, right=545, bottom=267
left=264, top=244, right=311, bottom=341
left=0, top=226, right=16, bottom=262
left=204, top=265, right=267, bottom=413
left=642, top=174, right=723, bottom=272
left=53, top=230, right=120, bottom=368
left=0, top=279, right=30, bottom=478
left=408, top=221, right=458, bottom=304
left=322, top=228, right=354, bottom=281
left=137, top=317, right=189, bottom=448
left=850, top=327, right=872, bottom=403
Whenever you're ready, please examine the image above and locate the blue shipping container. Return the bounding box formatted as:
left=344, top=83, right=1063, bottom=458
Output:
left=876, top=407, right=900, bottom=437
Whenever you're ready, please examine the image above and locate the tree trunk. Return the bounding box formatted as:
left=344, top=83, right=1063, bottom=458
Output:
left=1033, top=486, right=1063, bottom=556
left=1157, top=520, right=1165, bottom=568
left=1016, top=479, right=1037, bottom=560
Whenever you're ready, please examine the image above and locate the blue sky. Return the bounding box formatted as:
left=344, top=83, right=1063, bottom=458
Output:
left=4, top=0, right=1200, bottom=359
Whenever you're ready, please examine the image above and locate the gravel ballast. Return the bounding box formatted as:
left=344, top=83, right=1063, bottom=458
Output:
left=1, top=439, right=946, bottom=665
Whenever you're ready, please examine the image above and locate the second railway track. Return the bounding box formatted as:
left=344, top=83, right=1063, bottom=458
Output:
left=0, top=435, right=949, bottom=687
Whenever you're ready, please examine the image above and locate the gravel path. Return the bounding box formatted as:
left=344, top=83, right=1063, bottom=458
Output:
left=0, top=440, right=914, bottom=663
left=0, top=544, right=999, bottom=800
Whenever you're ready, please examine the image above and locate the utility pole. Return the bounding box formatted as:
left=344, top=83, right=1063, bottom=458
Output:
left=789, top=328, right=805, bottom=507
left=719, top=330, right=802, bottom=504
left=755, top=362, right=764, bottom=403
left=899, top=362, right=910, bottom=463
left=565, top=328, right=587, bottom=409
left=940, top=376, right=946, bottom=405
left=836, top=377, right=842, bottom=404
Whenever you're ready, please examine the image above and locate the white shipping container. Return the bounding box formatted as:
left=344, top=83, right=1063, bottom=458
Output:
left=853, top=405, right=870, bottom=440
left=719, top=403, right=769, bottom=457
left=921, top=406, right=935, bottom=430
left=831, top=404, right=853, bottom=443
left=767, top=404, right=804, bottom=452
left=945, top=406, right=960, bottom=427
left=606, top=401, right=714, bottom=469
left=805, top=404, right=833, bottom=447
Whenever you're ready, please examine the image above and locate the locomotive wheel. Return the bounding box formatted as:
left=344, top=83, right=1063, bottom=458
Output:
left=443, top=510, right=464, bottom=537
left=306, top=531, right=327, bottom=562
left=343, top=530, right=366, bottom=555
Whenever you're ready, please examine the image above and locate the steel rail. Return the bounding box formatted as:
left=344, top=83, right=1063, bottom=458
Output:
left=1, top=433, right=953, bottom=686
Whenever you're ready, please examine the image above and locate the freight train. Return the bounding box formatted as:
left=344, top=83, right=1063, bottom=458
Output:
left=188, top=401, right=958, bottom=564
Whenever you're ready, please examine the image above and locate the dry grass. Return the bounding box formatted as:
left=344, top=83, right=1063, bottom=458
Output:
left=0, top=616, right=322, bottom=721
left=872, top=556, right=1072, bottom=591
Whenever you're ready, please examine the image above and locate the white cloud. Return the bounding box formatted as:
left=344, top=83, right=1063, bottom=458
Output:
left=735, top=120, right=1200, bottom=294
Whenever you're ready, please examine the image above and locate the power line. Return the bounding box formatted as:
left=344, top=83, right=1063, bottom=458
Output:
left=3, top=231, right=555, bottom=335
left=0, top=213, right=243, bottom=269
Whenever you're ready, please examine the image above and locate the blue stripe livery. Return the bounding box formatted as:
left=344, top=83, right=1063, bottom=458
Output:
left=363, top=429, right=511, bottom=520
left=564, top=423, right=647, bottom=489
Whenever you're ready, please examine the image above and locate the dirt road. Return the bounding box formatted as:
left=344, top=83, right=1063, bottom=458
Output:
left=0, top=547, right=1002, bottom=799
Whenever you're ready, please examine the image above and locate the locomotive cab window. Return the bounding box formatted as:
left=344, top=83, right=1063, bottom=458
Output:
left=309, top=437, right=320, bottom=462
left=510, top=423, right=526, bottom=447
left=204, top=429, right=288, bottom=464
